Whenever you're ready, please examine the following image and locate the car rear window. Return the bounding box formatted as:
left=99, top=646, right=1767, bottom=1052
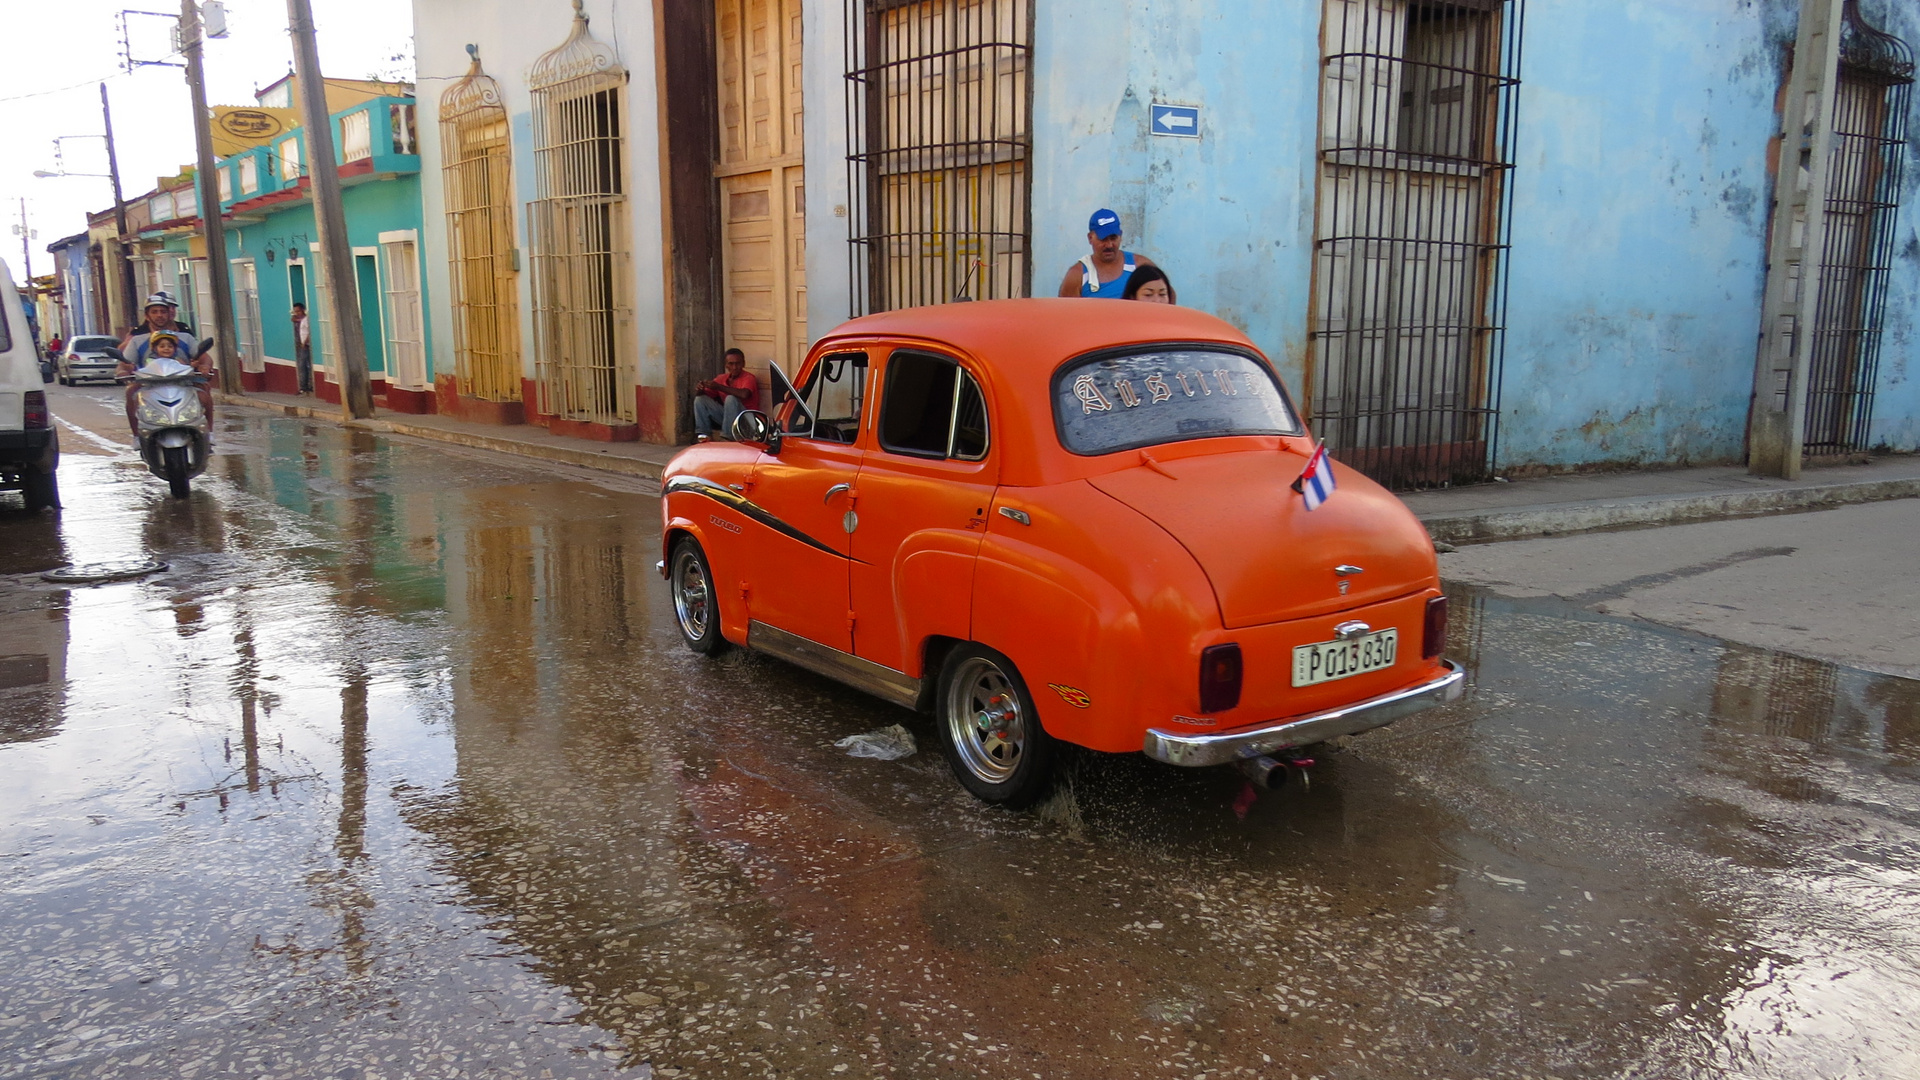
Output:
left=1052, top=346, right=1301, bottom=456
left=72, top=336, right=118, bottom=352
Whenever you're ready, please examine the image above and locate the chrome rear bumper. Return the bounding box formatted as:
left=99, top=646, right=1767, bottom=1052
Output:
left=1142, top=660, right=1466, bottom=767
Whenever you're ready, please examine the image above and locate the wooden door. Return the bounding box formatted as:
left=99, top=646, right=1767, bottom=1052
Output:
left=717, top=0, right=807, bottom=393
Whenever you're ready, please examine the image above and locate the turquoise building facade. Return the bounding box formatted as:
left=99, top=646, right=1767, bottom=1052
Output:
left=217, top=93, right=437, bottom=411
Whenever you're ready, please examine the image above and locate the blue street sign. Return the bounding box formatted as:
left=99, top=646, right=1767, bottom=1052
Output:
left=1150, top=103, right=1200, bottom=139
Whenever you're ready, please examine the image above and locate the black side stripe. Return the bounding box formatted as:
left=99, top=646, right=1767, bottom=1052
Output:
left=665, top=475, right=846, bottom=559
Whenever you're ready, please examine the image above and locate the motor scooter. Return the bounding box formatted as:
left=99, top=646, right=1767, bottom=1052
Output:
left=111, top=340, right=214, bottom=499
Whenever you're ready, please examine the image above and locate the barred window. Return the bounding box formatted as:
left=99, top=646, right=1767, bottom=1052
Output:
left=1310, top=0, right=1522, bottom=490
left=439, top=47, right=523, bottom=404
left=845, top=0, right=1033, bottom=314
left=528, top=4, right=634, bottom=425
left=1803, top=2, right=1913, bottom=455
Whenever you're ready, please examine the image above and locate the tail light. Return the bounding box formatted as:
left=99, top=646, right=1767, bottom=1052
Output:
left=23, top=391, right=49, bottom=430
left=1199, top=643, right=1243, bottom=714
left=1422, top=596, right=1449, bottom=660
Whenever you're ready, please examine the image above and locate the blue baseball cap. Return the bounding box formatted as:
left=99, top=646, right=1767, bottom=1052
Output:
left=1088, top=209, right=1122, bottom=238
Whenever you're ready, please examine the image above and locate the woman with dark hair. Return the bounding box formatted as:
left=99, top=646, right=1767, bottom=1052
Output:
left=1122, top=264, right=1176, bottom=304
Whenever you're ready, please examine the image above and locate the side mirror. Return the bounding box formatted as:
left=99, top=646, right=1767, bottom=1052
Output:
left=729, top=409, right=781, bottom=454
left=103, top=346, right=126, bottom=363
left=195, top=337, right=215, bottom=359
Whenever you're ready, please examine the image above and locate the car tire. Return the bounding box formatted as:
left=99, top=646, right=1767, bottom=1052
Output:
left=21, top=466, right=59, bottom=512
left=669, top=537, right=728, bottom=655
left=936, top=645, right=1056, bottom=807
left=162, top=445, right=191, bottom=499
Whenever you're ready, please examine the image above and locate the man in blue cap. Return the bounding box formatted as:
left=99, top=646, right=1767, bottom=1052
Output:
left=1057, top=208, right=1157, bottom=298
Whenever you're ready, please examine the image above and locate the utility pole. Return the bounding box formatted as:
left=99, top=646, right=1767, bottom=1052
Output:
left=101, top=83, right=139, bottom=335
left=1749, top=0, right=1846, bottom=478
left=178, top=0, right=242, bottom=390
left=12, top=200, right=33, bottom=284
left=286, top=0, right=373, bottom=419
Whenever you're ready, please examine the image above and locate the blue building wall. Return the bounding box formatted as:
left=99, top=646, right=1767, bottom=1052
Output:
left=1496, top=0, right=1796, bottom=468
left=217, top=97, right=431, bottom=395
left=1031, top=1, right=1325, bottom=389
left=1027, top=0, right=1920, bottom=469
left=1863, top=0, right=1920, bottom=453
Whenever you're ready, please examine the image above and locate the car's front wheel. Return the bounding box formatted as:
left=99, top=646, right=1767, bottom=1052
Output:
left=936, top=645, right=1055, bottom=807
left=669, top=537, right=728, bottom=655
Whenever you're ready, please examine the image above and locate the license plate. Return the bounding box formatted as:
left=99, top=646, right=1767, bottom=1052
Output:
left=1292, top=628, right=1398, bottom=687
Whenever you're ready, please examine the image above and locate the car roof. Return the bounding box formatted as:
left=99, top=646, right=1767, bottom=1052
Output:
left=808, top=298, right=1297, bottom=486
left=816, top=298, right=1260, bottom=376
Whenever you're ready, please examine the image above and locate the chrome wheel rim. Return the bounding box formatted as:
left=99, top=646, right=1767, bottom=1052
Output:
left=946, top=657, right=1025, bottom=784
left=671, top=547, right=710, bottom=641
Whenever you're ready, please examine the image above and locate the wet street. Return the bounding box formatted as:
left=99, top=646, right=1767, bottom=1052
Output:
left=4, top=392, right=1918, bottom=1080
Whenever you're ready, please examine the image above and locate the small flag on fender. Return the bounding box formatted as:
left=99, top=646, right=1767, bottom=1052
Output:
left=1290, top=443, right=1336, bottom=511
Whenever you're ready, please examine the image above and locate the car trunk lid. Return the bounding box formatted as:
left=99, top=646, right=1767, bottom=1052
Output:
left=1088, top=448, right=1436, bottom=628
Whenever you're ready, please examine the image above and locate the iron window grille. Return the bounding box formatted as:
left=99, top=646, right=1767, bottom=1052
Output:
left=439, top=46, right=524, bottom=404
left=1309, top=0, right=1523, bottom=490
left=1805, top=1, right=1912, bottom=456
left=844, top=0, right=1034, bottom=315
left=528, top=0, right=635, bottom=425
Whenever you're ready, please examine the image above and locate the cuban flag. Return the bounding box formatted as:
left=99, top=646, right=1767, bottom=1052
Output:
left=1291, top=443, right=1337, bottom=511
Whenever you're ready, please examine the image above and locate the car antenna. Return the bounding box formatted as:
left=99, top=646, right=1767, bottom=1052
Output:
left=951, top=257, right=984, bottom=303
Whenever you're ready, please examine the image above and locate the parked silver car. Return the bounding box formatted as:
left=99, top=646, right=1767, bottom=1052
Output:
left=57, top=335, right=123, bottom=386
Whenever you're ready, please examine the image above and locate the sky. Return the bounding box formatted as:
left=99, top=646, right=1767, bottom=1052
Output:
left=1, top=0, right=415, bottom=288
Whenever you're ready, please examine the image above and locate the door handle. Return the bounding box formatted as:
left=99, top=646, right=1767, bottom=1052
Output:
left=823, top=482, right=852, bottom=503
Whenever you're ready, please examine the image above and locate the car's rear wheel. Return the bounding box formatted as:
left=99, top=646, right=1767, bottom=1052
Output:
left=936, top=645, right=1055, bottom=807
left=669, top=537, right=728, bottom=655
left=21, top=467, right=60, bottom=512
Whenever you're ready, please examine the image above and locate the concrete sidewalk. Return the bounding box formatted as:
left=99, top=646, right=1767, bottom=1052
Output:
left=1402, top=454, right=1920, bottom=544
left=218, top=388, right=679, bottom=481
left=219, top=388, right=1920, bottom=544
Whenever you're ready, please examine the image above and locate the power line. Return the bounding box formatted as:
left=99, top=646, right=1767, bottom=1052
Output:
left=0, top=72, right=129, bottom=105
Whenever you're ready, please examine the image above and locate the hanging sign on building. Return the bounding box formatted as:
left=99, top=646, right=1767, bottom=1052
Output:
left=211, top=107, right=301, bottom=157
left=1150, top=103, right=1200, bottom=139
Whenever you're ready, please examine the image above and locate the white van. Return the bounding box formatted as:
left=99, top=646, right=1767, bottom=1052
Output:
left=0, top=258, right=59, bottom=511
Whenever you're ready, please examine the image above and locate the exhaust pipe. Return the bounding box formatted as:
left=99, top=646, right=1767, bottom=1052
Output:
left=1236, top=754, right=1315, bottom=792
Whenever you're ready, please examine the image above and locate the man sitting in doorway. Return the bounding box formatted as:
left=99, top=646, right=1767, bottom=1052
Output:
left=693, top=348, right=760, bottom=441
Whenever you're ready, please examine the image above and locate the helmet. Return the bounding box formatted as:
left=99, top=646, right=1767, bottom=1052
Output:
left=146, top=331, right=182, bottom=352
left=144, top=291, right=179, bottom=310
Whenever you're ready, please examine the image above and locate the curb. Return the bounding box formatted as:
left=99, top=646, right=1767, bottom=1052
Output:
left=216, top=392, right=668, bottom=482
left=1419, top=475, right=1920, bottom=545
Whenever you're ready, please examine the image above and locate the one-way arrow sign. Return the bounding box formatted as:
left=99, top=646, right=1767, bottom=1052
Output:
left=1150, top=103, right=1200, bottom=139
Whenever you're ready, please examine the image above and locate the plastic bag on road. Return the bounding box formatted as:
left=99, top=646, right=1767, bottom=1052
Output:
left=834, top=724, right=917, bottom=760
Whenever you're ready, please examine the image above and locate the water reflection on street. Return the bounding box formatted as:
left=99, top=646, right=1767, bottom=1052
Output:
left=1, top=409, right=1915, bottom=1079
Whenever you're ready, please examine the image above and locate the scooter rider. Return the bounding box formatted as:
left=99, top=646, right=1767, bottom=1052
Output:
left=117, top=292, right=214, bottom=440
left=116, top=308, right=214, bottom=443
left=120, top=292, right=195, bottom=359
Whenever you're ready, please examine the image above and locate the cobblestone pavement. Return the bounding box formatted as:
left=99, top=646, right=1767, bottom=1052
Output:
left=2, top=399, right=1916, bottom=1079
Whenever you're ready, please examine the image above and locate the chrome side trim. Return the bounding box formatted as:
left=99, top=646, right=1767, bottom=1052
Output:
left=1143, top=660, right=1465, bottom=767
left=747, top=620, right=921, bottom=711
left=664, top=475, right=844, bottom=559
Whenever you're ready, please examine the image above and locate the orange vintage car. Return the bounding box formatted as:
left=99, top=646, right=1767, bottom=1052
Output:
left=660, top=299, right=1462, bottom=806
